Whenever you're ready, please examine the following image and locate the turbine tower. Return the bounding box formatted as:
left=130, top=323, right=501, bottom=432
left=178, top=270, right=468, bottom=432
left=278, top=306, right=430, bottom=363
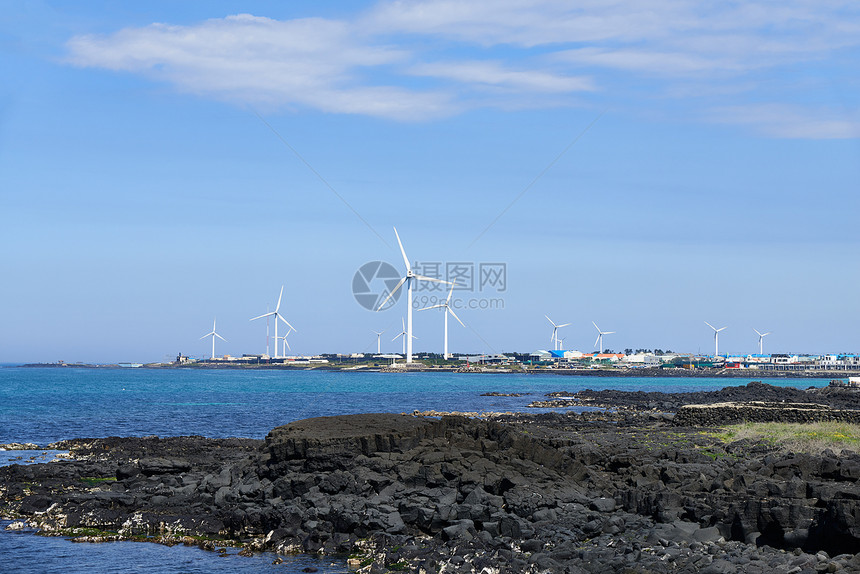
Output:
left=705, top=321, right=727, bottom=357
left=372, top=330, right=386, bottom=354
left=199, top=318, right=226, bottom=359
left=592, top=321, right=616, bottom=354
left=418, top=282, right=464, bottom=360
left=753, top=328, right=771, bottom=355
left=251, top=286, right=296, bottom=359
left=545, top=315, right=571, bottom=351
left=377, top=227, right=449, bottom=363
left=392, top=318, right=417, bottom=355
left=276, top=326, right=293, bottom=357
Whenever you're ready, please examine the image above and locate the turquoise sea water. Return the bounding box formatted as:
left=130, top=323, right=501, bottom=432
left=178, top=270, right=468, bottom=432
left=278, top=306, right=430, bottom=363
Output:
left=0, top=367, right=831, bottom=573
left=0, top=367, right=831, bottom=445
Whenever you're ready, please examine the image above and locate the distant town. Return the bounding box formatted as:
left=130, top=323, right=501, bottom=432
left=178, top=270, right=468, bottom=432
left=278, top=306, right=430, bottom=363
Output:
left=28, top=349, right=857, bottom=376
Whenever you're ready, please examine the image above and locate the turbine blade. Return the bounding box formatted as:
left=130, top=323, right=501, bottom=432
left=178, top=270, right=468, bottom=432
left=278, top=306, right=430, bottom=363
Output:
left=446, top=282, right=456, bottom=302
left=605, top=331, right=616, bottom=335
left=557, top=323, right=571, bottom=328
left=402, top=317, right=405, bottom=330
left=392, top=332, right=404, bottom=341
left=417, top=304, right=444, bottom=311
left=704, top=321, right=715, bottom=331
left=276, top=285, right=284, bottom=312
left=278, top=315, right=296, bottom=332
left=753, top=328, right=762, bottom=336
left=215, top=333, right=227, bottom=342
left=376, top=276, right=408, bottom=311
left=594, top=334, right=601, bottom=348
left=200, top=333, right=212, bottom=340
left=763, top=332, right=771, bottom=337
left=393, top=227, right=411, bottom=272
left=413, top=274, right=449, bottom=284
left=285, top=339, right=290, bottom=351
left=250, top=312, right=275, bottom=321
left=545, top=315, right=556, bottom=327
left=592, top=321, right=600, bottom=331
left=448, top=307, right=465, bottom=327
left=717, top=327, right=727, bottom=332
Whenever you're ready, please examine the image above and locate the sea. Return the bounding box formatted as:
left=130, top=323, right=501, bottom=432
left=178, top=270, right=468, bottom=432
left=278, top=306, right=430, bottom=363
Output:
left=0, top=366, right=831, bottom=573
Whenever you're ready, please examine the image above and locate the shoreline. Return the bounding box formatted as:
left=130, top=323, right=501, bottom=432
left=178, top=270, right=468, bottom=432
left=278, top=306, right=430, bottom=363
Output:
left=10, top=362, right=859, bottom=379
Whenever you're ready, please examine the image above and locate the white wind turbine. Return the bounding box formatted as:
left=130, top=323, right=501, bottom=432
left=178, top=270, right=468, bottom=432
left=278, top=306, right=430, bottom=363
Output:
left=592, top=321, right=616, bottom=354
left=753, top=328, right=771, bottom=355
left=199, top=318, right=226, bottom=359
left=277, top=326, right=293, bottom=357
left=392, top=318, right=417, bottom=355
left=418, top=282, right=464, bottom=360
left=251, top=286, right=296, bottom=359
left=705, top=321, right=727, bottom=357
left=376, top=227, right=449, bottom=363
left=545, top=315, right=571, bottom=351
left=372, top=330, right=386, bottom=354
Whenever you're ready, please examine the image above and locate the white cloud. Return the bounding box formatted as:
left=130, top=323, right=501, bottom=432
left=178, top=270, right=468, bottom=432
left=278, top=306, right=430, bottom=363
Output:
left=368, top=0, right=860, bottom=82
left=66, top=14, right=453, bottom=120
left=555, top=48, right=738, bottom=76
left=365, top=0, right=685, bottom=46
left=62, top=2, right=860, bottom=136
left=410, top=60, right=594, bottom=93
left=706, top=104, right=860, bottom=139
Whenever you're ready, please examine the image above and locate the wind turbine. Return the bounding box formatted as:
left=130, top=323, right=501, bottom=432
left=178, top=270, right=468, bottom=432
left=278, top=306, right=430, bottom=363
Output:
left=251, top=286, right=296, bottom=359
left=199, top=318, right=226, bottom=359
left=705, top=321, right=727, bottom=357
left=545, top=315, right=571, bottom=351
left=392, top=317, right=418, bottom=355
left=376, top=227, right=449, bottom=363
left=277, top=326, right=293, bottom=357
left=753, top=328, right=771, bottom=355
left=418, top=282, right=465, bottom=360
left=592, top=321, right=616, bottom=354
left=372, top=329, right=386, bottom=354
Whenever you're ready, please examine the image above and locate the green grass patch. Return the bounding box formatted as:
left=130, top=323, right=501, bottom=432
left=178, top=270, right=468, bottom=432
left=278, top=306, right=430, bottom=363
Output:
left=80, top=476, right=115, bottom=486
left=715, top=421, right=860, bottom=454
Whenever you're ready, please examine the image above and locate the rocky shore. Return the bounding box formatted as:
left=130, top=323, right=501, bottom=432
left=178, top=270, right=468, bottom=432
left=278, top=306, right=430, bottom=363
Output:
left=3, top=383, right=860, bottom=573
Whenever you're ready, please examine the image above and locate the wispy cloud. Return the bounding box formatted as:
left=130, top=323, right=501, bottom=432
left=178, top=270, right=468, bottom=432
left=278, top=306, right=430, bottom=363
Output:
left=706, top=104, right=860, bottom=140
left=63, top=2, right=860, bottom=136
left=410, top=60, right=594, bottom=93
left=66, top=14, right=453, bottom=120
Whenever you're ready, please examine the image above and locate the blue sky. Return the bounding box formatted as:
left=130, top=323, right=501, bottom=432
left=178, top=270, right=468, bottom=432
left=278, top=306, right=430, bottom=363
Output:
left=2, top=0, right=859, bottom=363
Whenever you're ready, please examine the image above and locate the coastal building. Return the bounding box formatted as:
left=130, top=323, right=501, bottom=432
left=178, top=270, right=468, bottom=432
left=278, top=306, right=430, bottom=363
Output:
left=622, top=353, right=661, bottom=366
left=592, top=353, right=624, bottom=363
left=458, top=354, right=511, bottom=364
left=819, top=354, right=860, bottom=369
